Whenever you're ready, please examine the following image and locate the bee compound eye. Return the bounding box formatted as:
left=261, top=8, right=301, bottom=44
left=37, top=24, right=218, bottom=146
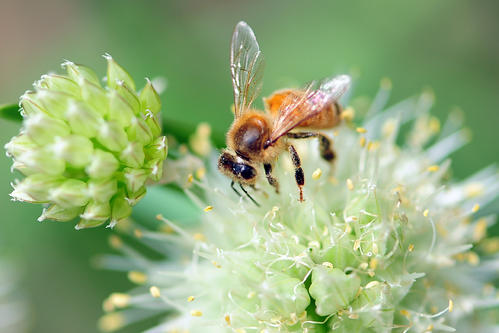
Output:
left=240, top=165, right=255, bottom=180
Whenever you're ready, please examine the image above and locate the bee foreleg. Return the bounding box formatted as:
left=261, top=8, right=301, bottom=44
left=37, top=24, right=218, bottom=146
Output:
left=288, top=145, right=304, bottom=202
left=239, top=183, right=260, bottom=207
left=287, top=132, right=335, bottom=162
left=263, top=163, right=279, bottom=194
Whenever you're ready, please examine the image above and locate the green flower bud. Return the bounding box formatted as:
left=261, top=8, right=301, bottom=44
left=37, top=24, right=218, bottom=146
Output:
left=52, top=135, right=93, bottom=168
left=123, top=168, right=148, bottom=193
left=110, top=191, right=132, bottom=226
left=63, top=61, right=100, bottom=86
left=25, top=113, right=70, bottom=145
left=144, top=136, right=167, bottom=161
left=38, top=204, right=83, bottom=222
left=79, top=201, right=111, bottom=224
left=5, top=55, right=167, bottom=228
left=17, top=150, right=65, bottom=176
left=108, top=91, right=135, bottom=127
left=85, top=150, right=119, bottom=179
left=97, top=121, right=128, bottom=152
left=309, top=266, right=361, bottom=316
left=120, top=142, right=145, bottom=168
left=127, top=117, right=153, bottom=144
left=49, top=179, right=89, bottom=208
left=140, top=78, right=161, bottom=115
left=10, top=174, right=64, bottom=203
left=66, top=101, right=101, bottom=137
left=105, top=54, right=136, bottom=91
left=4, top=134, right=36, bottom=159
left=35, top=74, right=80, bottom=97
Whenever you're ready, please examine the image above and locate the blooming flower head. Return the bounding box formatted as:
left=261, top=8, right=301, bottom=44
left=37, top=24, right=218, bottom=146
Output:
left=5, top=55, right=167, bottom=229
left=99, top=85, right=499, bottom=332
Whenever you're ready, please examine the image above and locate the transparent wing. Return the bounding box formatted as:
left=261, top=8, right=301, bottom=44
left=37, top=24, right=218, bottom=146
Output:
left=269, top=74, right=351, bottom=143
left=230, top=21, right=265, bottom=118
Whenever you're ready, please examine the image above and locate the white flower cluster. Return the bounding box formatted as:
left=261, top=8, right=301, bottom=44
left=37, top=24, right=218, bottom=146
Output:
left=99, top=87, right=499, bottom=332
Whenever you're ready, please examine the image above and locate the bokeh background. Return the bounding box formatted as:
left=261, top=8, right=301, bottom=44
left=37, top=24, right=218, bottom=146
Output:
left=0, top=0, right=498, bottom=332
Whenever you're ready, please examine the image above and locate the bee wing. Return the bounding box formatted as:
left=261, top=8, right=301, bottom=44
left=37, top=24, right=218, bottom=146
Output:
left=230, top=21, right=265, bottom=118
left=269, top=74, right=351, bottom=144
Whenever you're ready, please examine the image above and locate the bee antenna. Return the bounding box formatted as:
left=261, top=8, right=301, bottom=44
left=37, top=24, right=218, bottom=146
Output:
left=239, top=184, right=260, bottom=207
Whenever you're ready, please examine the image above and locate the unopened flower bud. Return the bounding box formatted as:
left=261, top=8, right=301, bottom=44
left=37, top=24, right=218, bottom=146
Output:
left=144, top=136, right=167, bottom=161
left=36, top=74, right=80, bottom=97
left=79, top=201, right=111, bottom=226
left=144, top=159, right=163, bottom=182
left=11, top=174, right=64, bottom=203
left=39, top=204, right=83, bottom=222
left=140, top=79, right=161, bottom=115
left=63, top=61, right=100, bottom=86
left=97, top=121, right=128, bottom=152
left=25, top=113, right=70, bottom=145
left=4, top=134, right=36, bottom=159
left=80, top=79, right=108, bottom=116
left=108, top=91, right=135, bottom=127
left=111, top=191, right=132, bottom=225
left=17, top=150, right=65, bottom=176
left=144, top=112, right=161, bottom=137
left=123, top=168, right=148, bottom=194
left=51, top=135, right=93, bottom=168
left=105, top=54, right=136, bottom=91
left=66, top=101, right=101, bottom=137
left=87, top=178, right=118, bottom=203
left=120, top=142, right=145, bottom=169
left=127, top=117, right=153, bottom=145
left=49, top=179, right=89, bottom=208
left=86, top=150, right=119, bottom=179
left=33, top=89, right=70, bottom=118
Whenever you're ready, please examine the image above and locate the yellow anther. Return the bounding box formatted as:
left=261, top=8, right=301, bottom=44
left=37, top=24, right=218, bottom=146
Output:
left=193, top=233, right=206, bottom=241
left=472, top=203, right=480, bottom=213
left=155, top=214, right=164, bottom=221
left=353, top=239, right=361, bottom=251
left=473, top=219, right=487, bottom=242
left=356, top=127, right=367, bottom=133
left=448, top=299, right=454, bottom=312
left=365, top=281, right=379, bottom=289
left=190, top=310, right=203, bottom=317
left=133, top=229, right=143, bottom=238
left=427, top=165, right=439, bottom=172
left=367, top=141, right=380, bottom=151
left=359, top=262, right=368, bottom=270
left=108, top=235, right=123, bottom=249
left=211, top=261, right=222, bottom=268
left=149, top=286, right=161, bottom=298
left=465, top=183, right=484, bottom=198
left=312, top=168, right=322, bottom=180
left=408, top=244, right=415, bottom=252
left=195, top=167, right=206, bottom=180
left=224, top=314, right=231, bottom=326
left=372, top=242, right=379, bottom=255
left=98, top=313, right=125, bottom=332
left=187, top=173, right=194, bottom=183
left=247, top=291, right=256, bottom=299
left=234, top=329, right=246, bottom=333
left=187, top=296, right=195, bottom=302
left=345, top=224, right=352, bottom=234
left=159, top=224, right=174, bottom=234
left=466, top=251, right=479, bottom=265
left=481, top=237, right=499, bottom=254
left=369, top=258, right=378, bottom=270
left=426, top=324, right=434, bottom=332
left=423, top=209, right=429, bottom=217
left=204, top=205, right=213, bottom=212
left=322, top=225, right=329, bottom=236
left=367, top=270, right=375, bottom=277
left=359, top=136, right=366, bottom=147
left=340, top=107, right=355, bottom=121
left=109, top=293, right=130, bottom=308
left=399, top=309, right=411, bottom=318
left=102, top=298, right=114, bottom=313
left=346, top=178, right=354, bottom=191
left=322, top=262, right=334, bottom=269
left=127, top=271, right=147, bottom=284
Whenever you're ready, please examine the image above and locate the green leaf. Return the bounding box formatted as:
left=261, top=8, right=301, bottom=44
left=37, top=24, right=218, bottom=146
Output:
left=0, top=103, right=23, bottom=122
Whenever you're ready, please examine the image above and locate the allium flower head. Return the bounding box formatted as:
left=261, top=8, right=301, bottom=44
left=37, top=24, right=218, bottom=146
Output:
left=99, top=86, right=499, bottom=332
left=5, top=55, right=167, bottom=229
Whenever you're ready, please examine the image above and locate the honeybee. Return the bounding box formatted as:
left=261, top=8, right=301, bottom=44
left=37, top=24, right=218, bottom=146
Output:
left=218, top=21, right=351, bottom=203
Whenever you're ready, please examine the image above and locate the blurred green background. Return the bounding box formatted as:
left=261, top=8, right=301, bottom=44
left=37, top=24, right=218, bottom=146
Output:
left=0, top=0, right=498, bottom=332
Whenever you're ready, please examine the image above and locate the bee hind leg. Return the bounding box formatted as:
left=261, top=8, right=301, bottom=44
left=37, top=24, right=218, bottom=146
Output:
left=287, top=132, right=335, bottom=162
left=264, top=163, right=279, bottom=194
left=288, top=145, right=305, bottom=202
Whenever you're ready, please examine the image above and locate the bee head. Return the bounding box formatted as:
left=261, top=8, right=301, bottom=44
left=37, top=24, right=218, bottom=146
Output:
left=218, top=150, right=258, bottom=185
